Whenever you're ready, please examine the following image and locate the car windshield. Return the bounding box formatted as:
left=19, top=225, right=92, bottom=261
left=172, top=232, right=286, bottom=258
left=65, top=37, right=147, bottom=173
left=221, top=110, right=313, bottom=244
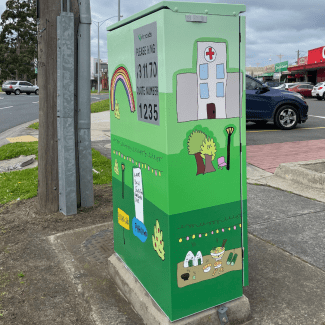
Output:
left=5, top=81, right=17, bottom=85
left=315, top=83, right=324, bottom=87
left=287, top=84, right=297, bottom=88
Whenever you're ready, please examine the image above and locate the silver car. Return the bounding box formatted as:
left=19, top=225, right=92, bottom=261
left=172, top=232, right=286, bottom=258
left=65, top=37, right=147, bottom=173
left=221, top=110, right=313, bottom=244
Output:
left=2, top=80, right=39, bottom=95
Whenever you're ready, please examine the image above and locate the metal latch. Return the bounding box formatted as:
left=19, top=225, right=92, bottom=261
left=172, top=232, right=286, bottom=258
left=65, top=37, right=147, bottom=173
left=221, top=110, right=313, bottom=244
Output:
left=185, top=15, right=207, bottom=23
left=218, top=306, right=229, bottom=324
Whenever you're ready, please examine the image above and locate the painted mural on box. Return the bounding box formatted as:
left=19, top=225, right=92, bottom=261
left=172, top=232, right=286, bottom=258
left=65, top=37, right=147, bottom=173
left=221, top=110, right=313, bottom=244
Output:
left=176, top=41, right=242, bottom=123
left=186, top=125, right=235, bottom=175
left=109, top=35, right=243, bottom=296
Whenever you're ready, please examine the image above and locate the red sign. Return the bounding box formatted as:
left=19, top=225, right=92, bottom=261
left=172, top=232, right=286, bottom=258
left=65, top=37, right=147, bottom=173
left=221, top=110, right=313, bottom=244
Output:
left=298, top=56, right=307, bottom=65
left=308, top=46, right=325, bottom=64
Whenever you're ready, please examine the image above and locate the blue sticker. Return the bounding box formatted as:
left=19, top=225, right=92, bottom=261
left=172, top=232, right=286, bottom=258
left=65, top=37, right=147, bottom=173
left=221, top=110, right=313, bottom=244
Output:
left=132, top=217, right=148, bottom=243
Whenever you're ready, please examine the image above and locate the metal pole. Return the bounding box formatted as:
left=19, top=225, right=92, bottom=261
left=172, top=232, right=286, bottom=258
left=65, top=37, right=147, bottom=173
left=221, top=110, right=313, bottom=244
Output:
left=97, top=22, right=100, bottom=94
left=118, top=0, right=120, bottom=21
left=78, top=0, right=94, bottom=208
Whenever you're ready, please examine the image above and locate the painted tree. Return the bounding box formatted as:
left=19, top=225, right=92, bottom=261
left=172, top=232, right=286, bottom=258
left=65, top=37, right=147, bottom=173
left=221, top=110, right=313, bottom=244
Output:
left=0, top=0, right=37, bottom=82
left=200, top=137, right=217, bottom=173
left=152, top=220, right=165, bottom=261
left=187, top=130, right=207, bottom=175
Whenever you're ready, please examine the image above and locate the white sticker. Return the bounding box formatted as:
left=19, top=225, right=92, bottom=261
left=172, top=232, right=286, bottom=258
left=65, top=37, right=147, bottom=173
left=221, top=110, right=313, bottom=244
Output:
left=133, top=168, right=144, bottom=223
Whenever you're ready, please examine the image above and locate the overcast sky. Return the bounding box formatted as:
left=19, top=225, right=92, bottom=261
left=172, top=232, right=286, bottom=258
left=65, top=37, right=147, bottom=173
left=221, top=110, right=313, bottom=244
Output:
left=0, top=0, right=324, bottom=68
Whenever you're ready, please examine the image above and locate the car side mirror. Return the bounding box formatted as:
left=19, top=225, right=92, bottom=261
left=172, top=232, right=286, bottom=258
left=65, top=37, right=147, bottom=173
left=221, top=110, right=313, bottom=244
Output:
left=258, top=86, right=269, bottom=94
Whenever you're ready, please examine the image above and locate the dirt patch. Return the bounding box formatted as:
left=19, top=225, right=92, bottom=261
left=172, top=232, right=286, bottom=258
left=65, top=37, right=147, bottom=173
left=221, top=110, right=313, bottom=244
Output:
left=0, top=184, right=143, bottom=324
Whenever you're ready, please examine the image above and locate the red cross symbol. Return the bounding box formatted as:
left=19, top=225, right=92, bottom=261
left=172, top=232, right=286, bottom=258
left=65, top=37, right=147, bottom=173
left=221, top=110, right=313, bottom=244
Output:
left=204, top=46, right=216, bottom=62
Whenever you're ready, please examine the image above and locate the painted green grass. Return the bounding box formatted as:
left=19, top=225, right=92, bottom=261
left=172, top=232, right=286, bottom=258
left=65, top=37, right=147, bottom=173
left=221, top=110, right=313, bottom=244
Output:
left=28, top=98, right=110, bottom=130
left=0, top=142, right=112, bottom=206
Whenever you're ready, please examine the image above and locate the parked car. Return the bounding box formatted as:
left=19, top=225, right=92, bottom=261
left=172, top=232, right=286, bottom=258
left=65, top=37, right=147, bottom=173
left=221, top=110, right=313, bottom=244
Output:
left=311, top=82, right=325, bottom=100
left=1, top=80, right=39, bottom=95
left=284, top=83, right=299, bottom=90
left=272, top=84, right=286, bottom=90
left=246, top=75, right=308, bottom=130
left=288, top=84, right=314, bottom=97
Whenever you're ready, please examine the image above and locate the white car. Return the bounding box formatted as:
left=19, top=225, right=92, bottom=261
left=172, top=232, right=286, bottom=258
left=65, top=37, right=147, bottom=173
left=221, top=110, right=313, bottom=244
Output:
left=312, top=82, right=325, bottom=100
left=284, top=83, right=299, bottom=90
left=272, top=84, right=286, bottom=90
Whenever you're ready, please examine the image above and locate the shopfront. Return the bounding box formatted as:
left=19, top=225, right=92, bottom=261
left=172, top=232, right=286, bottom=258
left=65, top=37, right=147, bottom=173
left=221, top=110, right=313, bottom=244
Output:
left=288, top=46, right=325, bottom=84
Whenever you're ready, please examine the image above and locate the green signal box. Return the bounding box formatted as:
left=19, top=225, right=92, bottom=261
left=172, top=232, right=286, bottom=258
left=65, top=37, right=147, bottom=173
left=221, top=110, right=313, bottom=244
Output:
left=107, top=1, right=248, bottom=321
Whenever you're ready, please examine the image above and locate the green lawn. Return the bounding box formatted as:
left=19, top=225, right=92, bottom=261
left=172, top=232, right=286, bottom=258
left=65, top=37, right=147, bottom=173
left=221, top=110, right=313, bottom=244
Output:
left=0, top=98, right=112, bottom=206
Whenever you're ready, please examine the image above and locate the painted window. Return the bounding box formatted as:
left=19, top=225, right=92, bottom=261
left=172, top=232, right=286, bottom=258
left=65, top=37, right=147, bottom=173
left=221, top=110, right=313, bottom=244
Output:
left=199, top=64, right=208, bottom=80
left=216, top=82, right=224, bottom=97
left=200, top=83, right=209, bottom=99
left=216, top=64, right=225, bottom=79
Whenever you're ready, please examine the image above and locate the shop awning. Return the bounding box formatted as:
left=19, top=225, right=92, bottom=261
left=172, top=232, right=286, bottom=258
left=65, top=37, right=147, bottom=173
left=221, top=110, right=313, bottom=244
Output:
left=261, top=72, right=274, bottom=77
left=288, top=61, right=325, bottom=72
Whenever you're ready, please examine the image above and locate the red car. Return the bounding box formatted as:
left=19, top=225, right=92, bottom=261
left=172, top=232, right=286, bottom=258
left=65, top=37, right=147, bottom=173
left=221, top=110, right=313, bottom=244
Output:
left=288, top=84, right=314, bottom=97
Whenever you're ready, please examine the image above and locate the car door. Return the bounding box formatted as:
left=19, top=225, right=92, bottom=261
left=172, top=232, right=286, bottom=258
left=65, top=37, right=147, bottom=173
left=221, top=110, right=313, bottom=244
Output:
left=246, top=76, right=274, bottom=120
left=19, top=81, right=27, bottom=93
left=26, top=82, right=33, bottom=93
left=297, top=85, right=308, bottom=97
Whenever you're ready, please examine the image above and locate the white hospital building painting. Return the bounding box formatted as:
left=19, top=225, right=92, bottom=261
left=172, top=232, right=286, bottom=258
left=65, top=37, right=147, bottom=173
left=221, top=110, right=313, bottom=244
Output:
left=177, top=41, right=242, bottom=123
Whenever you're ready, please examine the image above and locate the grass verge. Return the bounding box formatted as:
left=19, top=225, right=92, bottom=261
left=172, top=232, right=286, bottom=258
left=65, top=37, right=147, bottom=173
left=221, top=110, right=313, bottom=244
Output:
left=0, top=97, right=112, bottom=206
left=0, top=143, right=112, bottom=206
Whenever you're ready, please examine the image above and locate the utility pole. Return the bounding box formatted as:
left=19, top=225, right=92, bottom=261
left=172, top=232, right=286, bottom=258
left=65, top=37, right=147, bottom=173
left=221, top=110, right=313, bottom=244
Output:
left=38, top=0, right=80, bottom=214
left=97, top=22, right=100, bottom=94
left=296, top=50, right=300, bottom=64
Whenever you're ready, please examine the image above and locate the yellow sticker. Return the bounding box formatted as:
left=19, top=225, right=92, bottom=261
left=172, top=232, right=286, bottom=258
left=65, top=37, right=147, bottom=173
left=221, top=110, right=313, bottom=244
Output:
left=118, top=208, right=130, bottom=230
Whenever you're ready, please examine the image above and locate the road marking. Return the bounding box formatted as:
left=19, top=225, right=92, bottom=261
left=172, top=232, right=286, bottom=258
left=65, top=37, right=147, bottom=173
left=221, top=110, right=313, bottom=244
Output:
left=32, top=101, right=39, bottom=103
left=0, top=106, right=13, bottom=109
left=0, top=97, right=3, bottom=99
left=92, top=97, right=100, bottom=99
left=247, top=126, right=325, bottom=133
left=247, top=129, right=279, bottom=133
left=309, top=115, right=325, bottom=119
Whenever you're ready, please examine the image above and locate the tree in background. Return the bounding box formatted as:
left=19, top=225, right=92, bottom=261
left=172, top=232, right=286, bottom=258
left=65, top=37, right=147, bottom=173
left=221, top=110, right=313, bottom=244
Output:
left=0, top=0, right=37, bottom=82
left=187, top=130, right=207, bottom=175
left=200, top=137, right=217, bottom=173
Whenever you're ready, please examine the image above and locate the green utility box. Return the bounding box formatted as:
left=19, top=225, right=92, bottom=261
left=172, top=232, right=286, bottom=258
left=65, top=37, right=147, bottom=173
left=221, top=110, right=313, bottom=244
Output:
left=107, top=1, right=247, bottom=321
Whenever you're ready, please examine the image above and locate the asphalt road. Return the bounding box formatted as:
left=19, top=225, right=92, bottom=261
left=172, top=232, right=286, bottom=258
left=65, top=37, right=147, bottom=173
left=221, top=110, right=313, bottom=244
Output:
left=247, top=97, right=325, bottom=145
left=0, top=93, right=110, bottom=134
left=0, top=94, right=324, bottom=146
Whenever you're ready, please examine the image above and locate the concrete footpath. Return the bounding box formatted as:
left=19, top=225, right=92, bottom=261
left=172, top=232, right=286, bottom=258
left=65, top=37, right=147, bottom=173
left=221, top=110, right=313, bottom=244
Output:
left=1, top=111, right=325, bottom=324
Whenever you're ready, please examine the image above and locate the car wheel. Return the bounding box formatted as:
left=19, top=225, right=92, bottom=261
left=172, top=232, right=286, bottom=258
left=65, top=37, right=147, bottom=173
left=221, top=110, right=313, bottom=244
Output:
left=275, top=106, right=298, bottom=130
left=14, top=89, right=20, bottom=95
left=6, top=92, right=11, bottom=95
left=26, top=92, right=31, bottom=95
left=35, top=89, right=39, bottom=95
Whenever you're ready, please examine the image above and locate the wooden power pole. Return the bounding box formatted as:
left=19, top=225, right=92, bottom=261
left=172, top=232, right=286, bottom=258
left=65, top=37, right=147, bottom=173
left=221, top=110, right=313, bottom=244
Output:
left=37, top=0, right=80, bottom=214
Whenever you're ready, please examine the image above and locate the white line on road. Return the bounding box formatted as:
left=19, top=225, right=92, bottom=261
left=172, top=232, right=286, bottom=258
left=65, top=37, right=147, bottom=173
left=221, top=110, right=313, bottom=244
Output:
left=0, top=106, right=13, bottom=109
left=32, top=101, right=39, bottom=103
left=0, top=97, right=3, bottom=99
left=92, top=97, right=100, bottom=99
left=309, top=115, right=325, bottom=119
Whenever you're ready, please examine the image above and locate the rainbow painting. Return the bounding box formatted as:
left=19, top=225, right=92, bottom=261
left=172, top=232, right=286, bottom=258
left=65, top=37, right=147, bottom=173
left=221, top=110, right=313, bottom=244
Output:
left=110, top=66, right=136, bottom=113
